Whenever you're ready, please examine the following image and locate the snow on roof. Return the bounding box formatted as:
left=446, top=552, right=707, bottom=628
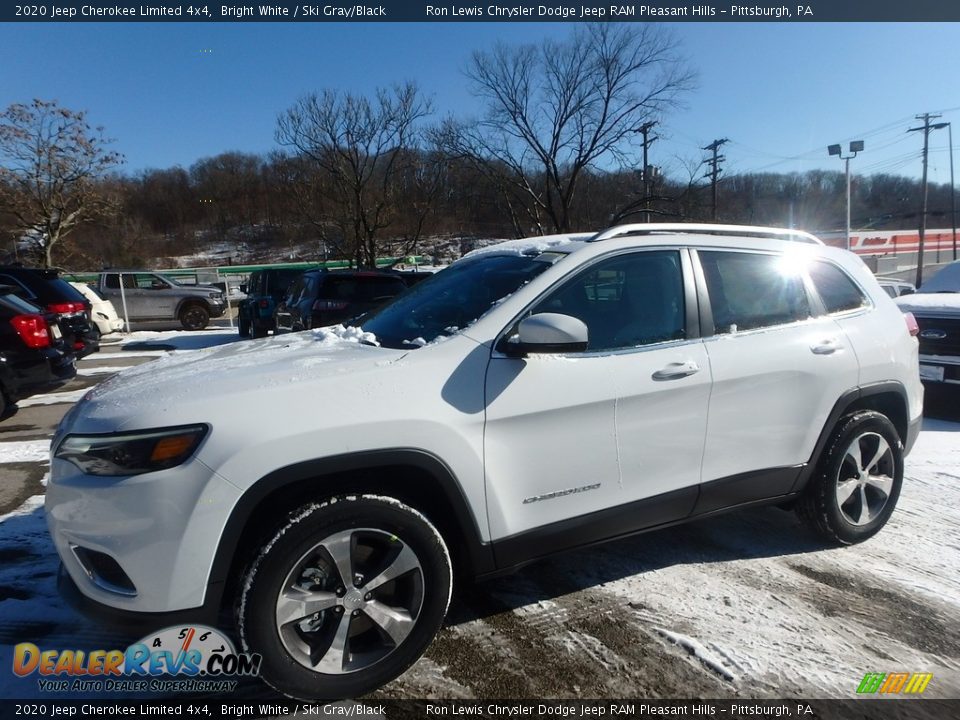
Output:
left=895, top=292, right=960, bottom=314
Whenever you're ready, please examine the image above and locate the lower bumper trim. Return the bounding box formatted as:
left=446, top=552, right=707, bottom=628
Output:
left=57, top=564, right=221, bottom=633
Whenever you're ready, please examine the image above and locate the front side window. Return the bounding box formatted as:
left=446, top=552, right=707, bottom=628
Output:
left=135, top=274, right=165, bottom=290
left=700, top=251, right=811, bottom=333
left=808, top=261, right=868, bottom=314
left=526, top=250, right=685, bottom=352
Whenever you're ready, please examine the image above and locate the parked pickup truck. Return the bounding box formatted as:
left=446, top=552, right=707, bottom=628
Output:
left=97, top=271, right=226, bottom=330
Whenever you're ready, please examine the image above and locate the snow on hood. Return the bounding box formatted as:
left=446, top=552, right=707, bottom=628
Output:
left=79, top=325, right=398, bottom=423
left=463, top=232, right=594, bottom=260
left=895, top=292, right=960, bottom=314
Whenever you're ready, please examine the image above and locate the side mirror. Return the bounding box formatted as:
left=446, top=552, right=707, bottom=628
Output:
left=501, top=313, right=588, bottom=356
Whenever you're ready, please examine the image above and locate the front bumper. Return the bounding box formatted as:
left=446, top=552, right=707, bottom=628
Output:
left=46, top=454, right=242, bottom=615
left=208, top=300, right=226, bottom=318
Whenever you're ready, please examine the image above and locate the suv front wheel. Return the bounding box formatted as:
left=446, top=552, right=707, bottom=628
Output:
left=179, top=303, right=210, bottom=331
left=797, top=410, right=904, bottom=545
left=238, top=495, right=452, bottom=700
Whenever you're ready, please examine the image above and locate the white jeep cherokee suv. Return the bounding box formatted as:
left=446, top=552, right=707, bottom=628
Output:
left=46, top=224, right=922, bottom=699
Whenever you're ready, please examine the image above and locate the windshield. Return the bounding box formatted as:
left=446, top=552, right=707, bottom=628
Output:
left=352, top=253, right=557, bottom=349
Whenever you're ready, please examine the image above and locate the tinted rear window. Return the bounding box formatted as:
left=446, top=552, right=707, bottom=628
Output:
left=46, top=278, right=88, bottom=303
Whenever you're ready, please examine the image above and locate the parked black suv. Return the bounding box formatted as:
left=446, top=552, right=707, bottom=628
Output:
left=0, top=267, right=99, bottom=358
left=238, top=267, right=307, bottom=338
left=0, top=287, right=77, bottom=417
left=274, top=270, right=408, bottom=332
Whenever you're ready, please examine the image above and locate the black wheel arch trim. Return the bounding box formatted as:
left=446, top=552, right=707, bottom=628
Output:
left=175, top=298, right=214, bottom=317
left=791, top=380, right=912, bottom=494
left=204, top=448, right=495, bottom=610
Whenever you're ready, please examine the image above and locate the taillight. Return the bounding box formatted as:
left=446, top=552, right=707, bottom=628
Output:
left=259, top=299, right=269, bottom=308
left=313, top=300, right=349, bottom=311
left=47, top=302, right=85, bottom=315
left=904, top=312, right=920, bottom=337
left=10, top=314, right=51, bottom=349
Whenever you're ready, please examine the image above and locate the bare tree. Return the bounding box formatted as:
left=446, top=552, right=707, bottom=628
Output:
left=462, top=24, right=695, bottom=234
left=0, top=99, right=123, bottom=267
left=275, top=83, right=432, bottom=267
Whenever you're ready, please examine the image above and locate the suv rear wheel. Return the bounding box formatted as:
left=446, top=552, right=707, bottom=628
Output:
left=797, top=410, right=904, bottom=545
left=238, top=495, right=452, bottom=700
left=179, top=303, right=210, bottom=331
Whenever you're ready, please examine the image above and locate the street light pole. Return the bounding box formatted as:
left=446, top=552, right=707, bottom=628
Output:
left=828, top=140, right=864, bottom=251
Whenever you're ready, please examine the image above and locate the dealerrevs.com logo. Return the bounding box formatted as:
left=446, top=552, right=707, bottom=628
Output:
left=13, top=625, right=262, bottom=693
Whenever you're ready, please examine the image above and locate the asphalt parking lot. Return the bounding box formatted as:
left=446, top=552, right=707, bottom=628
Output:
left=1, top=328, right=959, bottom=702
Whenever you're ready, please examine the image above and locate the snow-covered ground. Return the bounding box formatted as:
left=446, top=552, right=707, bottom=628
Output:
left=0, top=330, right=958, bottom=701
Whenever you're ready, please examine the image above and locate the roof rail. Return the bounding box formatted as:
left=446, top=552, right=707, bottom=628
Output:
left=589, top=223, right=824, bottom=245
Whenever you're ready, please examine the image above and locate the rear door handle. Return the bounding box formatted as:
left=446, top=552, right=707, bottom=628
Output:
left=652, top=360, right=701, bottom=380
left=810, top=338, right=841, bottom=355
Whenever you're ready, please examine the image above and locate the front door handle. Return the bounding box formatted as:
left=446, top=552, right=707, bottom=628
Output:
left=810, top=338, right=841, bottom=355
left=652, top=360, right=701, bottom=381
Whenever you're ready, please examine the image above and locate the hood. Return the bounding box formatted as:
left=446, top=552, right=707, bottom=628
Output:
left=183, top=284, right=222, bottom=295
left=72, top=326, right=408, bottom=431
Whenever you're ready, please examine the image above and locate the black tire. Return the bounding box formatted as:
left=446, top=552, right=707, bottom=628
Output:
left=238, top=495, right=452, bottom=700
left=238, top=317, right=251, bottom=338
left=251, top=323, right=268, bottom=339
left=179, top=303, right=210, bottom=331
left=797, top=410, right=904, bottom=545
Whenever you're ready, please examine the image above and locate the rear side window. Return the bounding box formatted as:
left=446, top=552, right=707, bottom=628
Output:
left=319, top=276, right=356, bottom=300
left=700, top=251, right=811, bottom=333
left=808, top=261, right=868, bottom=314
left=366, top=276, right=407, bottom=299
left=0, top=292, right=43, bottom=314
left=0, top=274, right=35, bottom=299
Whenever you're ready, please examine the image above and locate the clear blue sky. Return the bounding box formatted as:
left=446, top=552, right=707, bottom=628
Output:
left=1, top=22, right=958, bottom=185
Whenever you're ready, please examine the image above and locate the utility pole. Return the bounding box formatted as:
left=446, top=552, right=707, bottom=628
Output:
left=908, top=113, right=943, bottom=287
left=637, top=121, right=657, bottom=222
left=947, top=122, right=956, bottom=261
left=702, top=138, right=728, bottom=221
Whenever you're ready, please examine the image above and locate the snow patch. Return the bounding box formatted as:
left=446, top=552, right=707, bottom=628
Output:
left=655, top=628, right=738, bottom=682
left=0, top=440, right=50, bottom=464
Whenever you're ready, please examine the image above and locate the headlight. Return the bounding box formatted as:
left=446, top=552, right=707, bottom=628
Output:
left=209, top=293, right=223, bottom=300
left=55, top=425, right=208, bottom=476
